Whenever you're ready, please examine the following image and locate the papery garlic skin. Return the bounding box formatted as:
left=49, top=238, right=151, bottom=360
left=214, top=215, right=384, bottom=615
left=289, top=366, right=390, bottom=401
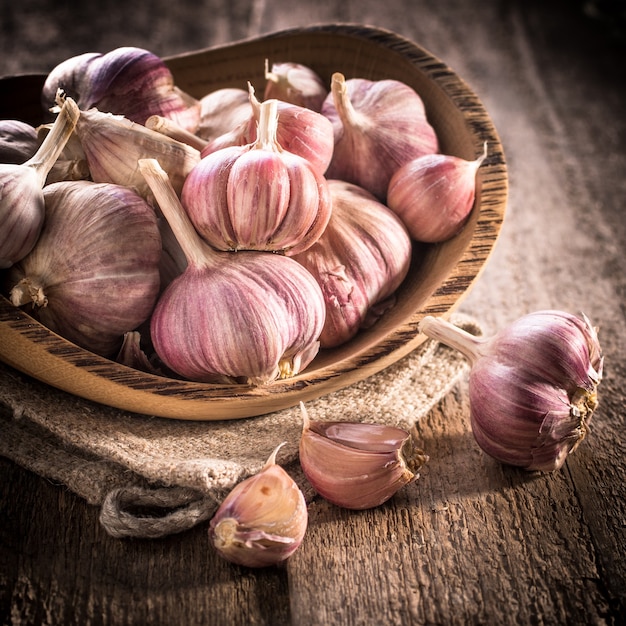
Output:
left=183, top=99, right=331, bottom=256
left=321, top=73, right=439, bottom=201
left=8, top=181, right=162, bottom=358
left=387, top=144, right=487, bottom=242
left=264, top=60, right=328, bottom=112
left=209, top=444, right=308, bottom=568
left=42, top=47, right=200, bottom=132
left=139, top=158, right=326, bottom=385
left=292, top=180, right=412, bottom=348
left=299, top=403, right=428, bottom=509
left=419, top=311, right=603, bottom=471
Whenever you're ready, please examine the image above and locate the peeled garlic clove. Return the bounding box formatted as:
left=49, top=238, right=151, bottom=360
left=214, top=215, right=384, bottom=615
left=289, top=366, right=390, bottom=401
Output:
left=419, top=311, right=603, bottom=471
left=209, top=444, right=307, bottom=568
left=321, top=72, right=439, bottom=201
left=195, top=87, right=253, bottom=142
left=299, top=403, right=428, bottom=510
left=42, top=47, right=200, bottom=133
left=182, top=99, right=331, bottom=255
left=139, top=158, right=326, bottom=384
left=264, top=59, right=328, bottom=112
left=292, top=180, right=412, bottom=348
left=8, top=180, right=162, bottom=357
left=72, top=104, right=201, bottom=199
left=0, top=95, right=79, bottom=268
left=387, top=143, right=487, bottom=242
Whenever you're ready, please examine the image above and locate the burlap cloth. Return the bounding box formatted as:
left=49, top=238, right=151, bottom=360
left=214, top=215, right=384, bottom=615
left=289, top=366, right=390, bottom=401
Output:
left=0, top=314, right=480, bottom=539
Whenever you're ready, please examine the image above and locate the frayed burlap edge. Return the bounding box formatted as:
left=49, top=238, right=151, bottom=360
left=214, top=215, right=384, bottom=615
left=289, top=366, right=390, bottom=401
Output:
left=0, top=314, right=480, bottom=538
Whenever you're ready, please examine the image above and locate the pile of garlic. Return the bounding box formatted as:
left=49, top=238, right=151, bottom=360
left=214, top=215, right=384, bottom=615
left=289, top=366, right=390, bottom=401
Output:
left=0, top=46, right=484, bottom=385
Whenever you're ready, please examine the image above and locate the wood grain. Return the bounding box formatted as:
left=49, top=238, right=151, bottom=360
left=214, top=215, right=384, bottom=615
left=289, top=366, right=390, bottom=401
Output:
left=1, top=0, right=625, bottom=624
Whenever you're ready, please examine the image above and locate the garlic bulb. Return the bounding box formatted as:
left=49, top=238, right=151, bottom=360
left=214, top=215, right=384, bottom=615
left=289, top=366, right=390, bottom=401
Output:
left=182, top=99, right=331, bottom=255
left=42, top=46, right=200, bottom=132
left=195, top=87, right=252, bottom=142
left=8, top=180, right=162, bottom=357
left=419, top=311, right=603, bottom=471
left=387, top=143, right=487, bottom=242
left=71, top=103, right=201, bottom=200
left=0, top=95, right=79, bottom=268
left=264, top=59, right=328, bottom=111
left=321, top=72, right=439, bottom=201
left=0, top=120, right=38, bottom=164
left=201, top=84, right=335, bottom=176
left=139, top=158, right=326, bottom=385
left=292, top=180, right=412, bottom=348
left=209, top=444, right=308, bottom=568
left=299, top=403, right=428, bottom=509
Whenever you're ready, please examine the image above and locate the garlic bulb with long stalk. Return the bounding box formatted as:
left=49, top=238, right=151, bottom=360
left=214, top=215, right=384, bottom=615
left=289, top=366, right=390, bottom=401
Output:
left=299, top=403, right=428, bottom=510
left=419, top=311, right=603, bottom=471
left=209, top=443, right=308, bottom=568
left=41, top=46, right=200, bottom=132
left=182, top=98, right=331, bottom=255
left=8, top=180, right=162, bottom=357
left=138, top=158, right=326, bottom=385
left=387, top=143, right=487, bottom=242
left=292, top=180, right=412, bottom=348
left=321, top=72, right=439, bottom=201
left=264, top=59, right=328, bottom=111
left=0, top=95, right=79, bottom=268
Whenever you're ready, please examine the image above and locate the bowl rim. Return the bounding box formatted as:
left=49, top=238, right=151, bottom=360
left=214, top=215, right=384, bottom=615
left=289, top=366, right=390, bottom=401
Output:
left=0, top=23, right=508, bottom=420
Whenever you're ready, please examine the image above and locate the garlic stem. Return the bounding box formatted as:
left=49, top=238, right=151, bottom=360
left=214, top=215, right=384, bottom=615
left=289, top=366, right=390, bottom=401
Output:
left=264, top=442, right=287, bottom=469
left=419, top=315, right=487, bottom=365
left=330, top=72, right=361, bottom=129
left=26, top=92, right=79, bottom=187
left=138, top=158, right=215, bottom=269
left=145, top=114, right=208, bottom=152
left=254, top=99, right=280, bottom=151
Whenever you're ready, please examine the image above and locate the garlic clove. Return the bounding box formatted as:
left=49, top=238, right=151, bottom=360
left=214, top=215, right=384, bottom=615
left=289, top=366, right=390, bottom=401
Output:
left=321, top=72, right=439, bottom=201
left=263, top=59, right=328, bottom=112
left=292, top=180, right=412, bottom=348
left=8, top=180, right=162, bottom=357
left=42, top=46, right=201, bottom=133
left=419, top=311, right=603, bottom=471
left=299, top=403, right=428, bottom=510
left=209, top=443, right=308, bottom=568
left=387, top=143, right=487, bottom=242
left=139, top=158, right=326, bottom=385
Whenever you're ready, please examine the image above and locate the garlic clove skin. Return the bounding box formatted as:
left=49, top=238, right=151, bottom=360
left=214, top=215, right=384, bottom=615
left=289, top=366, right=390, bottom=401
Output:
left=321, top=72, right=439, bottom=201
left=292, top=180, right=412, bottom=348
left=299, top=403, right=428, bottom=510
left=387, top=143, right=487, bottom=242
left=42, top=47, right=201, bottom=133
left=209, top=444, right=308, bottom=568
left=419, top=311, right=603, bottom=471
left=139, top=158, right=326, bottom=385
left=8, top=180, right=162, bottom=358
left=264, top=59, right=328, bottom=112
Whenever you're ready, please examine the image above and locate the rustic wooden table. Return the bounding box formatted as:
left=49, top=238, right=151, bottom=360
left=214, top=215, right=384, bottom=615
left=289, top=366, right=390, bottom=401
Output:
left=1, top=0, right=625, bottom=624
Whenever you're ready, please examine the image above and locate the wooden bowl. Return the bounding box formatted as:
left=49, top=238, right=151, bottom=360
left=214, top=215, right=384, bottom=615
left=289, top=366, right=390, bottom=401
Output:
left=0, top=24, right=507, bottom=420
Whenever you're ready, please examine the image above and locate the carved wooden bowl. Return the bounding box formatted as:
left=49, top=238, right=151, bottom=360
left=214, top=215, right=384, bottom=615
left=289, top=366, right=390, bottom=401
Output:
left=0, top=24, right=508, bottom=420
